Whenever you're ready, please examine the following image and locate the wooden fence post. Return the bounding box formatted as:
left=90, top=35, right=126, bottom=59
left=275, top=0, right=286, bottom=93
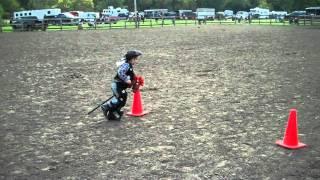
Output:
left=0, top=19, right=2, bottom=32
left=60, top=19, right=62, bottom=30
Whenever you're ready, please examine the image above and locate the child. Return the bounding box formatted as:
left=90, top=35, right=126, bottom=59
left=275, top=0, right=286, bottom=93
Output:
left=101, top=50, right=142, bottom=120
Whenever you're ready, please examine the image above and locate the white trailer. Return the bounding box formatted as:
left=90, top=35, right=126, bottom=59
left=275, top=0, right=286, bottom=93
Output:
left=196, top=8, right=215, bottom=20
left=178, top=10, right=192, bottom=19
left=250, top=7, right=270, bottom=19
left=144, top=9, right=168, bottom=18
left=14, top=8, right=61, bottom=20
left=270, top=11, right=287, bottom=19
left=102, top=6, right=128, bottom=17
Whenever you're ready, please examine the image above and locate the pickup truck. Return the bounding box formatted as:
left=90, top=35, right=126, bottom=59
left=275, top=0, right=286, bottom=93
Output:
left=11, top=16, right=48, bottom=31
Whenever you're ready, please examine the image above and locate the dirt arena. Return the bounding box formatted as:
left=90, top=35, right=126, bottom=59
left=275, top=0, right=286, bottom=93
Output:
left=1, top=25, right=320, bottom=179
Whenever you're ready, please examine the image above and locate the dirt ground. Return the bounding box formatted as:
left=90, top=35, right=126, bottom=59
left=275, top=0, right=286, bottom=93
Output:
left=0, top=25, right=320, bottom=179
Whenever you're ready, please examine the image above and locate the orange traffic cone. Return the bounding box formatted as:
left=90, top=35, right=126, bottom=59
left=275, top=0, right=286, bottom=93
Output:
left=276, top=109, right=307, bottom=149
left=126, top=89, right=149, bottom=117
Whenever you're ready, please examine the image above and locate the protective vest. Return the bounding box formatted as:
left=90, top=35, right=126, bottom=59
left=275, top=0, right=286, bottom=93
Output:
left=114, top=63, right=135, bottom=88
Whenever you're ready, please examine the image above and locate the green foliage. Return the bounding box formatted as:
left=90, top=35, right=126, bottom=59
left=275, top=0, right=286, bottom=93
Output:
left=1, top=0, right=320, bottom=18
left=0, top=4, right=3, bottom=23
left=1, top=0, right=20, bottom=18
left=224, top=0, right=251, bottom=11
left=57, top=0, right=93, bottom=11
left=57, top=0, right=72, bottom=11
left=27, top=0, right=58, bottom=9
left=258, top=0, right=271, bottom=8
left=72, top=0, right=94, bottom=11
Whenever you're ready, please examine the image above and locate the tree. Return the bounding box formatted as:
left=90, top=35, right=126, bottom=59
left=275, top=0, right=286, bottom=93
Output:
left=3, top=0, right=320, bottom=15
left=258, top=0, right=270, bottom=8
left=0, top=3, right=3, bottom=20
left=0, top=0, right=20, bottom=18
left=16, top=0, right=29, bottom=9
left=57, top=0, right=72, bottom=11
left=224, top=0, right=251, bottom=12
left=72, top=0, right=94, bottom=11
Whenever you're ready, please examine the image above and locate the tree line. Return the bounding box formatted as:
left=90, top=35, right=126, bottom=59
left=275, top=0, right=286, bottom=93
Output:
left=1, top=0, right=319, bottom=19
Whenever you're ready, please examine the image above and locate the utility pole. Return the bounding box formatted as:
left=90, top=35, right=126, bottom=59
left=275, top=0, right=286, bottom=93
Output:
left=134, top=0, right=138, bottom=28
left=134, top=0, right=137, bottom=13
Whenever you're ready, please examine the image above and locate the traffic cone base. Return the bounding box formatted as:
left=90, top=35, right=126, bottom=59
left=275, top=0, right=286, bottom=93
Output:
left=126, top=89, right=149, bottom=117
left=276, top=109, right=307, bottom=150
left=276, top=140, right=306, bottom=149
left=126, top=110, right=149, bottom=117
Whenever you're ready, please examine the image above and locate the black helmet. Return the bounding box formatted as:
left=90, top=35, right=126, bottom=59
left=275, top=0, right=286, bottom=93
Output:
left=125, top=50, right=142, bottom=61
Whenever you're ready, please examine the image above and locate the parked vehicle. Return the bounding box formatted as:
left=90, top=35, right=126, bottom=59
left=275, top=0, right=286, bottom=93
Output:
left=144, top=9, right=168, bottom=19
left=216, top=12, right=225, bottom=20
left=306, top=7, right=320, bottom=16
left=181, top=12, right=196, bottom=19
left=53, top=13, right=79, bottom=25
left=11, top=16, right=48, bottom=31
left=270, top=11, right=287, bottom=21
left=163, top=12, right=177, bottom=19
left=96, top=15, right=119, bottom=24
left=250, top=7, right=270, bottom=19
left=14, top=8, right=61, bottom=20
left=70, top=11, right=99, bottom=22
left=224, top=10, right=234, bottom=19
left=43, top=15, right=58, bottom=25
left=118, top=13, right=128, bottom=20
left=102, top=6, right=129, bottom=17
left=196, top=8, right=215, bottom=20
left=235, top=11, right=249, bottom=20
left=285, top=11, right=306, bottom=24
left=177, top=10, right=192, bottom=19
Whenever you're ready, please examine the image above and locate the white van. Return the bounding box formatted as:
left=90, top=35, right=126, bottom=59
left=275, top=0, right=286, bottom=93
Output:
left=236, top=11, right=249, bottom=20
left=224, top=10, right=234, bottom=19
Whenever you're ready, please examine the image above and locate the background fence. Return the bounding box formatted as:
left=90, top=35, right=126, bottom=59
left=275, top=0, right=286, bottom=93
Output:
left=1, top=16, right=320, bottom=33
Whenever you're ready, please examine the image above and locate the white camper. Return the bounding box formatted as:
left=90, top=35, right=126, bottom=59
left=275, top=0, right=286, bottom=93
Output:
left=196, top=8, right=215, bottom=20
left=250, top=7, right=270, bottom=19
left=14, top=8, right=61, bottom=20
left=102, top=6, right=129, bottom=17
left=224, top=10, right=234, bottom=19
